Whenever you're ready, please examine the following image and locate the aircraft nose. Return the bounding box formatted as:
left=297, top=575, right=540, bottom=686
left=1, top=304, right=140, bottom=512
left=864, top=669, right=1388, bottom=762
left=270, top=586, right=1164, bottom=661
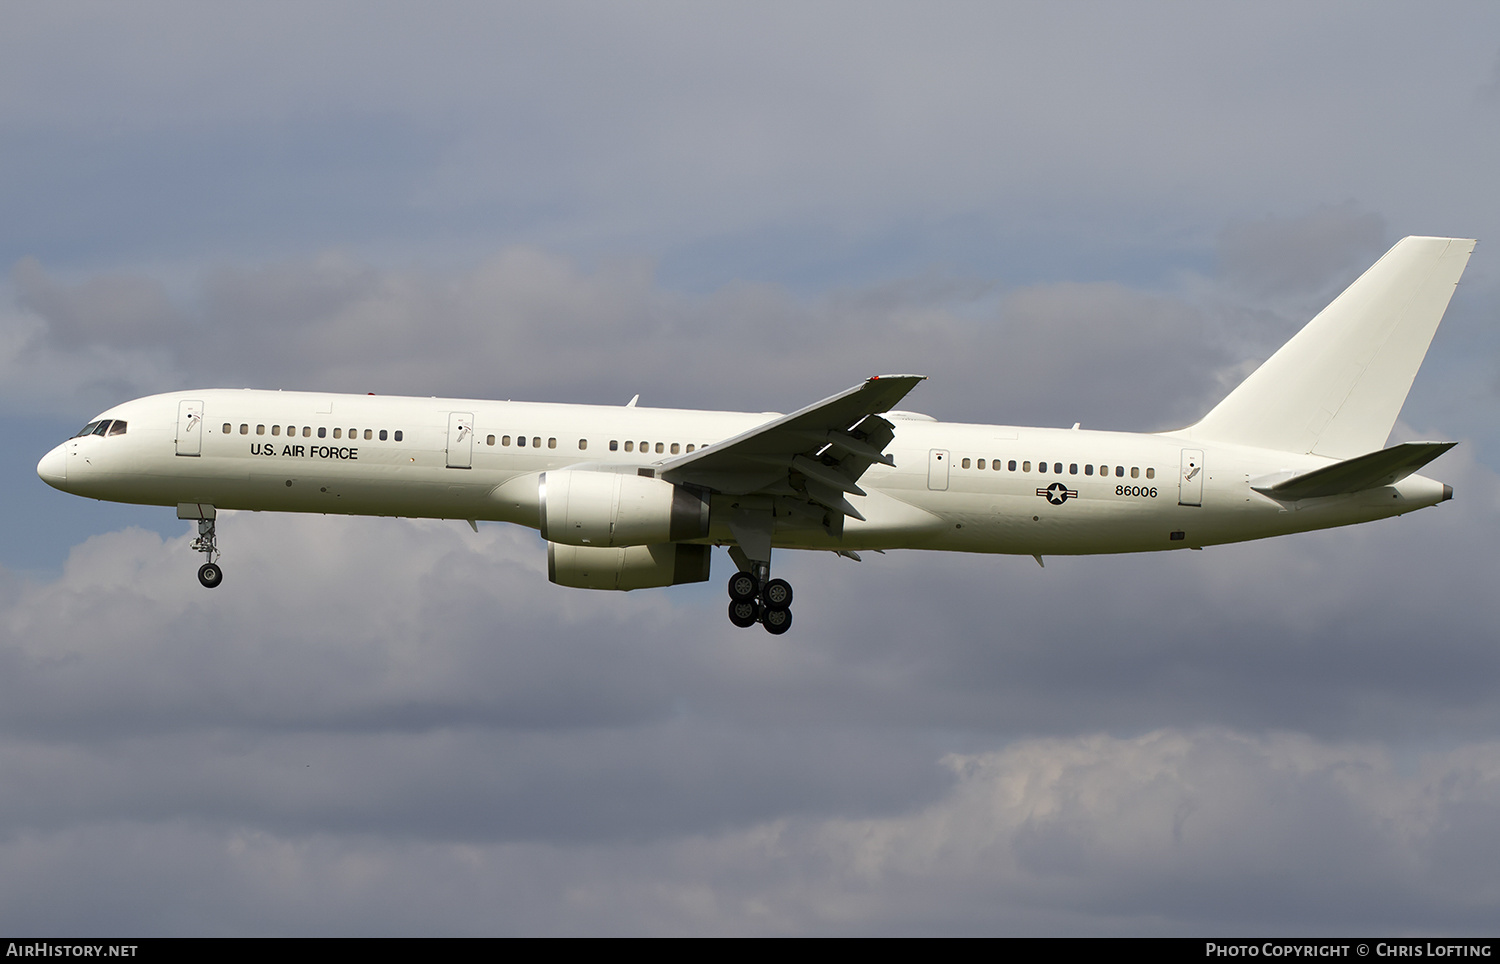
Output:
left=37, top=443, right=67, bottom=489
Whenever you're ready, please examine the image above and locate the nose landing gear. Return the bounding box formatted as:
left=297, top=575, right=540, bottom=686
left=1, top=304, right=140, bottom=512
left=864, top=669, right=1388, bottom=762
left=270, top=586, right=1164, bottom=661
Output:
left=180, top=503, right=223, bottom=589
left=197, top=559, right=223, bottom=588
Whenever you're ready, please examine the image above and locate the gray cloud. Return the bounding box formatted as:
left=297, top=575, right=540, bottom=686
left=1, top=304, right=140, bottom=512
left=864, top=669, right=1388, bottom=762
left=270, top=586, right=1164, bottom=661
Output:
left=5, top=0, right=1500, bottom=936
left=3, top=438, right=1499, bottom=932
left=1217, top=203, right=1389, bottom=300
left=6, top=247, right=1234, bottom=434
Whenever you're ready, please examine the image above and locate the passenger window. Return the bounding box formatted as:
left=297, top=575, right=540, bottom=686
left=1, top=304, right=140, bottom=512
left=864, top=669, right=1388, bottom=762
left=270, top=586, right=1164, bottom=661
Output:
left=518, top=436, right=527, bottom=447
left=239, top=424, right=248, bottom=435
left=610, top=440, right=619, bottom=451
left=486, top=435, right=495, bottom=446
left=318, top=427, right=327, bottom=438
left=1115, top=466, right=1123, bottom=477
left=1085, top=464, right=1094, bottom=476
left=271, top=425, right=281, bottom=436
left=1069, top=464, right=1077, bottom=475
left=1022, top=461, right=1031, bottom=472
left=961, top=458, right=971, bottom=469
left=365, top=430, right=373, bottom=440
left=533, top=437, right=541, bottom=448
left=1146, top=468, right=1155, bottom=479
left=256, top=425, right=265, bottom=435
left=304, top=427, right=312, bottom=438
left=1054, top=463, right=1062, bottom=474
left=107, top=420, right=127, bottom=436
left=379, top=430, right=388, bottom=441
left=686, top=444, right=695, bottom=453
left=222, top=423, right=231, bottom=434
left=1008, top=460, right=1017, bottom=471
left=333, top=428, right=342, bottom=439
left=1038, top=461, right=1047, bottom=474
left=1131, top=467, right=1139, bottom=478
left=549, top=438, right=557, bottom=449
left=624, top=441, right=634, bottom=452
left=502, top=436, right=511, bottom=446
left=393, top=430, right=402, bottom=441
left=639, top=441, right=647, bottom=452
left=977, top=459, right=985, bottom=469
left=579, top=439, right=588, bottom=450
left=671, top=443, right=680, bottom=454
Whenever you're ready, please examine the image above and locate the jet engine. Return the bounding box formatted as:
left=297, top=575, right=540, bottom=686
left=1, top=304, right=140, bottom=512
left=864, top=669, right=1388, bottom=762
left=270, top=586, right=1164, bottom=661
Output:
left=539, top=470, right=709, bottom=547
left=547, top=542, right=712, bottom=591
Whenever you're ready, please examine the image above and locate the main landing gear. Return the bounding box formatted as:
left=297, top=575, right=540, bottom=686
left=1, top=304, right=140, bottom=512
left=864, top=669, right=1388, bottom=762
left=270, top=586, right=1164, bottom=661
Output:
left=726, top=565, right=794, bottom=635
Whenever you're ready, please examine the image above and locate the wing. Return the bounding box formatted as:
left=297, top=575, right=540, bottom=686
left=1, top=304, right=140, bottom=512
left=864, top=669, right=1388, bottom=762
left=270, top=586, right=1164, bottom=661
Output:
left=658, top=374, right=925, bottom=523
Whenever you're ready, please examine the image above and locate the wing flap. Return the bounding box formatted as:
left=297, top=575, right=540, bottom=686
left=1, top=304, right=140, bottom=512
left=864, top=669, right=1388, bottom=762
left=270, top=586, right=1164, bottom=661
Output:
left=1252, top=441, right=1456, bottom=501
left=659, top=375, right=924, bottom=519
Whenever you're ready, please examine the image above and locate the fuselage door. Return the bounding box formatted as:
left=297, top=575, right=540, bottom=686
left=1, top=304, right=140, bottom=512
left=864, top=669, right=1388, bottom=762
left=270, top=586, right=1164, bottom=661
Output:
left=1179, top=449, right=1204, bottom=506
left=447, top=412, right=474, bottom=469
left=176, top=400, right=204, bottom=457
left=928, top=449, right=950, bottom=491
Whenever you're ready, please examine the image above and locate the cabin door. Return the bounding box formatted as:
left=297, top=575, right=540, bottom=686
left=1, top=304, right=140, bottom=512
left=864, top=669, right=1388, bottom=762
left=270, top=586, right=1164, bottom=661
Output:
left=176, top=400, right=203, bottom=457
left=928, top=449, right=950, bottom=491
left=1179, top=449, right=1204, bottom=506
left=447, top=412, right=474, bottom=469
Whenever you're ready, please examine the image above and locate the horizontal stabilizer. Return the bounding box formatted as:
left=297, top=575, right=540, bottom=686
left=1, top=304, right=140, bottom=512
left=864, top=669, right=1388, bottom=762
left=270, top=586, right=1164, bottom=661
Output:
left=1252, top=441, right=1456, bottom=501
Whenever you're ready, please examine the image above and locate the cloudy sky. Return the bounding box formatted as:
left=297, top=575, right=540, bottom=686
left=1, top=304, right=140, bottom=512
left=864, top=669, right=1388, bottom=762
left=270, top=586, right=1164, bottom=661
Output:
left=3, top=1, right=1500, bottom=936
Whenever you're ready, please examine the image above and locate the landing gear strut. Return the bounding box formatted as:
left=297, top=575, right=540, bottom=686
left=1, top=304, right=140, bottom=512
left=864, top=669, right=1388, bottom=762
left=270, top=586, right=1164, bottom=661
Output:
left=180, top=503, right=223, bottom=589
left=725, top=561, right=793, bottom=635
left=193, top=518, right=222, bottom=588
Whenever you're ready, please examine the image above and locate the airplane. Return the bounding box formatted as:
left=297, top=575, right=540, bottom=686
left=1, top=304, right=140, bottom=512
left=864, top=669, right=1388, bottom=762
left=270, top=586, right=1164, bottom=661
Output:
left=37, top=236, right=1474, bottom=634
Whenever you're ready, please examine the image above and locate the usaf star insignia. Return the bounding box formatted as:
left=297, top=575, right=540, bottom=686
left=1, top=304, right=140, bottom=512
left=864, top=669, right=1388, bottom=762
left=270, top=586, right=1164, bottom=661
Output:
left=1036, top=482, right=1078, bottom=505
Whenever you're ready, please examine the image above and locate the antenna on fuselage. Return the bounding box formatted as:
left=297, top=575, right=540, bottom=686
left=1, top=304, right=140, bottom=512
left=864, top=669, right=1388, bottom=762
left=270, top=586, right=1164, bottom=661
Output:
left=626, top=394, right=639, bottom=408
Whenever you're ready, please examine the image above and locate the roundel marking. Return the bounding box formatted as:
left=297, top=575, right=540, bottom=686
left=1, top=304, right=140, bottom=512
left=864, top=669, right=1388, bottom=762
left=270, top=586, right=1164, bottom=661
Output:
left=1035, top=482, right=1077, bottom=505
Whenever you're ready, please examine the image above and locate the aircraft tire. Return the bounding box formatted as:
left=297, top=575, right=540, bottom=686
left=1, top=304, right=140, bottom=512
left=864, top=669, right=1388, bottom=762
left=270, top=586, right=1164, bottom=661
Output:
left=728, top=599, right=759, bottom=628
left=727, top=571, right=758, bottom=602
left=762, top=607, right=792, bottom=635
left=762, top=578, right=793, bottom=611
left=198, top=562, right=224, bottom=589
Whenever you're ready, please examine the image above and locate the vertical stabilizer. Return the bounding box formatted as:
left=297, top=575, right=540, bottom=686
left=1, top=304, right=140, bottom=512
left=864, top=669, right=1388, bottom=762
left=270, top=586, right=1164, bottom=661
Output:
left=1187, top=237, right=1474, bottom=458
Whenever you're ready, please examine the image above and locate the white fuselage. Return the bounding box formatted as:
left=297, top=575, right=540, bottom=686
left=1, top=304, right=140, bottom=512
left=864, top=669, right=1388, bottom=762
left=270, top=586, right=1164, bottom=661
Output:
left=39, top=388, right=1450, bottom=557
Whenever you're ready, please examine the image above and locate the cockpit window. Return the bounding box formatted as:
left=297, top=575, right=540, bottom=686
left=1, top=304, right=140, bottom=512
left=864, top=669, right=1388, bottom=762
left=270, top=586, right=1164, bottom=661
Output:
left=71, top=419, right=127, bottom=438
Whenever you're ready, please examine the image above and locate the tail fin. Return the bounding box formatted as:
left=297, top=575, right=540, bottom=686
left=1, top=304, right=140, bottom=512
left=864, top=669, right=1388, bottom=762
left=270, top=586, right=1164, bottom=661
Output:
left=1187, top=237, right=1475, bottom=458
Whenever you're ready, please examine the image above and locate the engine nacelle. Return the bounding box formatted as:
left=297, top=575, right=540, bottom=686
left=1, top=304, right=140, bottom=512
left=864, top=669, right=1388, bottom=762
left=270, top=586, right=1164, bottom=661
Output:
left=547, top=542, right=712, bottom=591
left=539, top=470, right=709, bottom=547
